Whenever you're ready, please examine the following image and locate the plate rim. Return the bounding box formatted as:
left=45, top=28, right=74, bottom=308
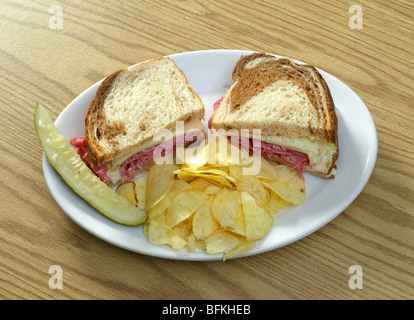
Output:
left=42, top=49, right=378, bottom=261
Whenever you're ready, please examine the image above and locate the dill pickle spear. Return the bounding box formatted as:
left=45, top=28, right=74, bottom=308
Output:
left=34, top=103, right=147, bottom=225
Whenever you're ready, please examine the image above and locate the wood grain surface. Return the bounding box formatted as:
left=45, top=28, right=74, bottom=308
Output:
left=1, top=0, right=413, bottom=300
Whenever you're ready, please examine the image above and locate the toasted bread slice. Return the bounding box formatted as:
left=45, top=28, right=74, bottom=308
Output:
left=85, top=57, right=205, bottom=167
left=212, top=53, right=338, bottom=178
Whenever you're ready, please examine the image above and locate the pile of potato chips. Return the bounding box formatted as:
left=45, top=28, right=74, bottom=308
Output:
left=116, top=137, right=305, bottom=260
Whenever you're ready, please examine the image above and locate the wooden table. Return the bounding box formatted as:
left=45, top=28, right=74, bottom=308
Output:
left=1, top=0, right=413, bottom=300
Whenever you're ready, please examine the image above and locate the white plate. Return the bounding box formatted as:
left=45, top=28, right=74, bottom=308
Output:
left=43, top=49, right=377, bottom=260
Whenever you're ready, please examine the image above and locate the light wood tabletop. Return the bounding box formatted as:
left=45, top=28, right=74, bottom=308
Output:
left=1, top=0, right=413, bottom=300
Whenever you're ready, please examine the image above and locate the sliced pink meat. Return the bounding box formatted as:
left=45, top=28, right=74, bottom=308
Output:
left=208, top=97, right=223, bottom=129
left=70, top=137, right=112, bottom=183
left=70, top=131, right=203, bottom=184
left=228, top=136, right=310, bottom=176
left=208, top=96, right=309, bottom=176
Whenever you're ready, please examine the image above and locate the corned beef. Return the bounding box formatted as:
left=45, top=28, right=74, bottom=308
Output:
left=70, top=131, right=203, bottom=184
left=228, top=136, right=310, bottom=177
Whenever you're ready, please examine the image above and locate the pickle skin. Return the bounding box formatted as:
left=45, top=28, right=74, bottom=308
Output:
left=34, top=103, right=147, bottom=226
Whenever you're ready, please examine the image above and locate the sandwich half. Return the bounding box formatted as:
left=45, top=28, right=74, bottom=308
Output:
left=72, top=57, right=205, bottom=184
left=211, top=53, right=338, bottom=178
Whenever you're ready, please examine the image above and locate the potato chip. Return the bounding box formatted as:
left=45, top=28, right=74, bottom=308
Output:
left=255, top=157, right=278, bottom=180
left=169, top=179, right=192, bottom=197
left=217, top=191, right=246, bottom=236
left=206, top=165, right=231, bottom=175
left=147, top=217, right=187, bottom=250
left=201, top=174, right=234, bottom=188
left=147, top=194, right=171, bottom=220
left=208, top=133, right=250, bottom=166
left=173, top=219, right=193, bottom=242
left=211, top=188, right=230, bottom=221
left=167, top=232, right=187, bottom=250
left=193, top=199, right=220, bottom=240
left=261, top=165, right=306, bottom=205
left=174, top=169, right=234, bottom=188
left=134, top=171, right=148, bottom=187
left=223, top=237, right=256, bottom=261
left=166, top=191, right=206, bottom=227
left=142, top=139, right=306, bottom=259
left=187, top=233, right=204, bottom=252
left=184, top=141, right=208, bottom=169
left=146, top=163, right=179, bottom=211
left=185, top=168, right=237, bottom=183
left=143, top=220, right=150, bottom=238
left=134, top=172, right=148, bottom=210
left=135, top=185, right=146, bottom=210
left=236, top=175, right=269, bottom=209
left=203, top=185, right=222, bottom=196
left=175, top=170, right=197, bottom=182
left=189, top=177, right=217, bottom=191
left=207, top=133, right=231, bottom=165
left=229, top=165, right=243, bottom=181
left=241, top=192, right=274, bottom=241
left=268, top=190, right=290, bottom=215
left=205, top=231, right=240, bottom=254
left=116, top=181, right=138, bottom=206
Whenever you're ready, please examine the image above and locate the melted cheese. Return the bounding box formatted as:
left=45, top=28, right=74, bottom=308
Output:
left=227, top=132, right=336, bottom=165
left=108, top=119, right=205, bottom=168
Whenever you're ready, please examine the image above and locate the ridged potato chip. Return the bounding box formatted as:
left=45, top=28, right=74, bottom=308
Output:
left=205, top=231, right=240, bottom=254
left=189, top=177, right=217, bottom=192
left=175, top=170, right=196, bottom=182
left=228, top=165, right=243, bottom=181
left=134, top=172, right=148, bottom=210
left=193, top=199, right=220, bottom=240
left=236, top=175, right=270, bottom=209
left=174, top=169, right=234, bottom=188
left=120, top=136, right=307, bottom=260
left=241, top=192, right=274, bottom=241
left=146, top=163, right=179, bottom=211
left=116, top=181, right=138, bottom=206
left=255, top=157, right=278, bottom=180
left=203, top=185, right=222, bottom=196
left=217, top=191, right=246, bottom=236
left=193, top=168, right=237, bottom=183
left=223, top=237, right=256, bottom=261
left=147, top=216, right=187, bottom=250
left=267, top=190, right=290, bottom=215
left=207, top=133, right=232, bottom=165
left=211, top=188, right=230, bottom=221
left=147, top=194, right=171, bottom=220
left=173, top=219, right=193, bottom=242
left=169, top=179, right=192, bottom=197
left=261, top=165, right=306, bottom=205
left=165, top=191, right=206, bottom=227
left=183, top=141, right=209, bottom=169
left=187, top=233, right=204, bottom=252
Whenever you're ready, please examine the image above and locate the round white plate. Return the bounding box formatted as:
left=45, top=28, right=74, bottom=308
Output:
left=43, top=49, right=377, bottom=260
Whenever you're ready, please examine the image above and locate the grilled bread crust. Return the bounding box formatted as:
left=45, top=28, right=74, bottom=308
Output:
left=214, top=53, right=337, bottom=144
left=85, top=57, right=205, bottom=167
left=212, top=53, right=338, bottom=178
